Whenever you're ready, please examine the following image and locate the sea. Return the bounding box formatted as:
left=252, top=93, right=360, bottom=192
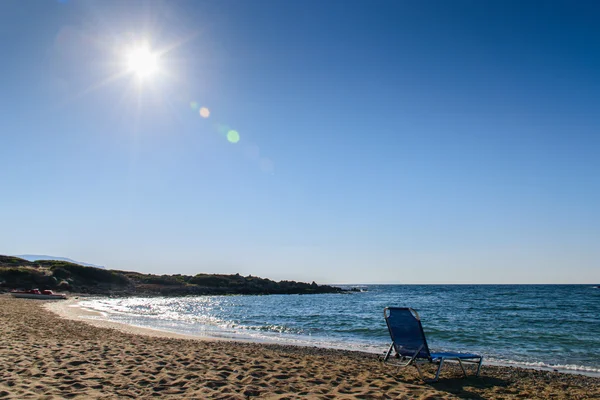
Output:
left=77, top=285, right=600, bottom=376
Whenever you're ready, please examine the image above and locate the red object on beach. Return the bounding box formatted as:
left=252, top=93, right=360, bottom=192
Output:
left=10, top=288, right=67, bottom=300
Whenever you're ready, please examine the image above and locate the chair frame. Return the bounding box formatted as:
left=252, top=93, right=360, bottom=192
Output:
left=382, top=307, right=483, bottom=382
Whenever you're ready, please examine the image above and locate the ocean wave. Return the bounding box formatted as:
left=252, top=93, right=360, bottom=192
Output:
left=236, top=324, right=302, bottom=335
left=488, top=358, right=600, bottom=375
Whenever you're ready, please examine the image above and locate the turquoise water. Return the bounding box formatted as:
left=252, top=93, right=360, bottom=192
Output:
left=79, top=285, right=600, bottom=375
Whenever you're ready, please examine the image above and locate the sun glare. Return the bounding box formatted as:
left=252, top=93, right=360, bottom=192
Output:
left=127, top=45, right=158, bottom=78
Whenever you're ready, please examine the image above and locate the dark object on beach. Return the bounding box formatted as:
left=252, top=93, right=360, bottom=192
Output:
left=10, top=288, right=67, bottom=300
left=381, top=307, right=483, bottom=382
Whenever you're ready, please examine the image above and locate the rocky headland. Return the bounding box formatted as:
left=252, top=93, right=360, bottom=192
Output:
left=0, top=255, right=350, bottom=296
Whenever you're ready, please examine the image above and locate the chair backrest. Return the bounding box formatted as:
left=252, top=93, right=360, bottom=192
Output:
left=384, top=307, right=431, bottom=360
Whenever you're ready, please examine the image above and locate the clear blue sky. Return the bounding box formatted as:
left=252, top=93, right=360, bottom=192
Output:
left=1, top=0, right=599, bottom=283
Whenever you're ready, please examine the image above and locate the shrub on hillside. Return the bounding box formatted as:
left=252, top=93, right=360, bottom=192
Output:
left=0, top=267, right=54, bottom=289
left=45, top=263, right=129, bottom=286
left=188, top=274, right=232, bottom=287
left=134, top=274, right=184, bottom=286
left=52, top=267, right=71, bottom=280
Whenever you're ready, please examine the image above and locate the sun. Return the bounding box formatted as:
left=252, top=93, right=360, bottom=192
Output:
left=126, top=45, right=159, bottom=78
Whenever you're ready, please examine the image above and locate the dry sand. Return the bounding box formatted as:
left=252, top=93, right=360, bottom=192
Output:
left=1, top=295, right=599, bottom=399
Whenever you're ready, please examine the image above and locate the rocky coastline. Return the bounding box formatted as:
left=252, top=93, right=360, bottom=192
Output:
left=0, top=255, right=352, bottom=296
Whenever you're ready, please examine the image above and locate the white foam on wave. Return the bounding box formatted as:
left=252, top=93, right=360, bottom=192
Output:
left=486, top=358, right=600, bottom=377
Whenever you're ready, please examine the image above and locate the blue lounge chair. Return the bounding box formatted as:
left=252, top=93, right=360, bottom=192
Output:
left=382, top=307, right=483, bottom=382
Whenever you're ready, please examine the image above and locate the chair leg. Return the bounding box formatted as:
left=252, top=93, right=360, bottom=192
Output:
left=383, top=343, right=394, bottom=362
left=416, top=358, right=483, bottom=383
left=432, top=359, right=444, bottom=382
left=457, top=359, right=467, bottom=378
left=416, top=361, right=444, bottom=383
left=476, top=357, right=483, bottom=377
left=414, top=363, right=425, bottom=381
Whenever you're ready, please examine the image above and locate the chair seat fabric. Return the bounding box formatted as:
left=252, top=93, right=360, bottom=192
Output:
left=430, top=352, right=481, bottom=360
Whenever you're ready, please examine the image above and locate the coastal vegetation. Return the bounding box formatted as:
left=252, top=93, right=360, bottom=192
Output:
left=0, top=255, right=347, bottom=296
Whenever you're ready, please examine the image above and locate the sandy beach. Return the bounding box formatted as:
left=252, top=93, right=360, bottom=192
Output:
left=1, top=296, right=599, bottom=399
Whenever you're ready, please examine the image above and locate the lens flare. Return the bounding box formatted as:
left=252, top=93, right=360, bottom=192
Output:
left=227, top=130, right=240, bottom=143
left=199, top=107, right=210, bottom=118
left=190, top=101, right=199, bottom=110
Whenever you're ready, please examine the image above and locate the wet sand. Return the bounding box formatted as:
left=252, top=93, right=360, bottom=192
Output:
left=1, top=295, right=599, bottom=399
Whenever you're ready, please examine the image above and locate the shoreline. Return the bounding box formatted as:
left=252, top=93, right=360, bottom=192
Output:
left=49, top=296, right=600, bottom=379
left=2, top=295, right=600, bottom=399
left=45, top=298, right=223, bottom=342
